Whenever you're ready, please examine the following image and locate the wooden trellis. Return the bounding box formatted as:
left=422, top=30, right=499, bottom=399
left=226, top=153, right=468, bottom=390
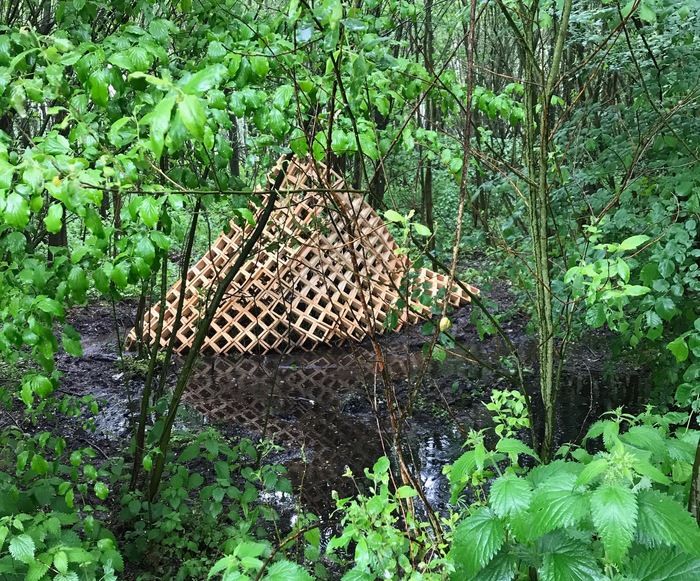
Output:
left=127, top=156, right=477, bottom=354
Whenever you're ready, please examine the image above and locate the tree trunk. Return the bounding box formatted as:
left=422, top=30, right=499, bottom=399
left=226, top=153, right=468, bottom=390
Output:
left=690, top=437, right=700, bottom=524
left=517, top=0, right=573, bottom=462
left=421, top=0, right=436, bottom=260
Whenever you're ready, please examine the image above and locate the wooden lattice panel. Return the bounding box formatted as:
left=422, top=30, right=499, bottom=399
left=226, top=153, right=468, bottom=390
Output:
left=127, top=157, right=477, bottom=354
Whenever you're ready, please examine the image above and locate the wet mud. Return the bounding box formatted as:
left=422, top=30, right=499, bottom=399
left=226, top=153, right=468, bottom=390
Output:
left=51, top=292, right=649, bottom=521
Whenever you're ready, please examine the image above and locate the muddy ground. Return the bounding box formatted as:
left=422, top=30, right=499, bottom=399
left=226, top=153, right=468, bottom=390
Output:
left=34, top=279, right=649, bottom=523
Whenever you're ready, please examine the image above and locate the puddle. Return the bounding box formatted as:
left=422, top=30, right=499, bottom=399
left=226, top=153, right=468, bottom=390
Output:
left=182, top=345, right=650, bottom=520
left=56, top=302, right=652, bottom=523
left=555, top=369, right=650, bottom=443
left=182, top=346, right=494, bottom=517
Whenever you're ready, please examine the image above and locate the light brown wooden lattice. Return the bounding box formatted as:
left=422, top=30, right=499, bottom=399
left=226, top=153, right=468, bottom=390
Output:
left=127, top=157, right=477, bottom=354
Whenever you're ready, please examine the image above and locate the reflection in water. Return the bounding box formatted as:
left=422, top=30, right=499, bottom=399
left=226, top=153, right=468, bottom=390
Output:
left=184, top=348, right=432, bottom=515
left=183, top=344, right=649, bottom=518
left=556, top=370, right=649, bottom=443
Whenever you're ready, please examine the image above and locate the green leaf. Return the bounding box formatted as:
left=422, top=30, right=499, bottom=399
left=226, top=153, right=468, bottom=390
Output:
left=684, top=363, right=700, bottom=382
left=31, top=453, right=49, bottom=474
left=94, top=481, right=109, bottom=500
left=272, top=84, right=294, bottom=109
left=264, top=560, right=313, bottom=580
left=127, top=46, right=151, bottom=72
left=62, top=325, right=83, bottom=356
left=68, top=266, right=89, bottom=297
left=618, top=235, right=650, bottom=252
left=384, top=209, right=405, bottom=224
left=108, top=51, right=132, bottom=71
left=528, top=473, right=589, bottom=538
left=30, top=375, right=53, bottom=397
left=655, top=297, right=676, bottom=321
left=624, top=547, right=700, bottom=581
left=135, top=236, right=156, bottom=265
left=576, top=458, right=608, bottom=485
left=638, top=1, right=656, bottom=23
left=586, top=303, right=606, bottom=328
left=4, top=192, right=30, bottom=228
left=250, top=56, right=270, bottom=77
left=413, top=223, right=431, bottom=237
left=539, top=533, right=603, bottom=581
left=489, top=475, right=533, bottom=517
left=667, top=337, right=689, bottom=362
left=617, top=258, right=630, bottom=283
left=128, top=71, right=171, bottom=88
left=675, top=383, right=698, bottom=406
left=451, top=508, right=505, bottom=577
left=139, top=196, right=160, bottom=227
left=9, top=534, right=35, bottom=563
left=178, top=94, right=206, bottom=140
left=358, top=130, right=378, bottom=161
left=55, top=573, right=80, bottom=581
left=148, top=96, right=175, bottom=159
left=36, top=296, right=64, bottom=316
left=26, top=561, right=50, bottom=581
left=590, top=485, right=637, bottom=563
left=448, top=450, right=476, bottom=502
left=23, top=166, right=43, bottom=192
left=395, top=485, right=417, bottom=499
left=474, top=549, right=518, bottom=581
left=150, top=231, right=172, bottom=250
left=236, top=541, right=268, bottom=559
left=372, top=456, right=390, bottom=475
left=636, top=490, right=700, bottom=555
left=88, top=69, right=109, bottom=107
left=496, top=438, right=539, bottom=460
left=208, top=555, right=236, bottom=578
left=110, top=261, right=129, bottom=289
left=178, top=443, right=199, bottom=462
left=180, top=64, right=227, bottom=95
left=44, top=203, right=63, bottom=233
left=658, top=259, right=675, bottom=279
left=230, top=92, right=246, bottom=117
left=0, top=158, right=14, bottom=189
left=54, top=550, right=68, bottom=574
left=624, top=285, right=651, bottom=297
left=21, top=382, right=33, bottom=406
left=237, top=208, right=255, bottom=226
left=622, top=425, right=667, bottom=458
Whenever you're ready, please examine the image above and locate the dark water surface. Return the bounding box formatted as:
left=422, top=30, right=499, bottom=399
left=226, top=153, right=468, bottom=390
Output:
left=181, top=344, right=649, bottom=518
left=57, top=302, right=649, bottom=524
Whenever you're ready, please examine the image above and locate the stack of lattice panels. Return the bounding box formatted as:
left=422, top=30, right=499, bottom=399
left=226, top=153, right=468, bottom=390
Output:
left=127, top=157, right=477, bottom=354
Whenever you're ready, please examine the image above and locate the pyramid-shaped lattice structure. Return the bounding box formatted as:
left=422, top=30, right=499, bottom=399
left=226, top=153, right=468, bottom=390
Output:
left=127, top=156, right=477, bottom=354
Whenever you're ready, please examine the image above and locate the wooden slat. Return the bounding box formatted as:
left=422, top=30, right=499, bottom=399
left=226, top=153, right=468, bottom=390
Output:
left=126, top=157, right=478, bottom=354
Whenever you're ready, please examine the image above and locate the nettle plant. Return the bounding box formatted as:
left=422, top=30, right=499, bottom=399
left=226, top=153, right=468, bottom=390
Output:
left=446, top=407, right=700, bottom=580
left=0, top=426, right=122, bottom=580
left=207, top=539, right=315, bottom=581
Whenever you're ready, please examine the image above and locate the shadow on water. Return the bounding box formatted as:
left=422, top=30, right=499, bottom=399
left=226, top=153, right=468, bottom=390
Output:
left=182, top=343, right=650, bottom=520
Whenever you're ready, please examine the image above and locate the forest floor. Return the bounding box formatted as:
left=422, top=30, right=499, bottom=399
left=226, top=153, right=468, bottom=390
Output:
left=6, top=280, right=648, bottom=523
